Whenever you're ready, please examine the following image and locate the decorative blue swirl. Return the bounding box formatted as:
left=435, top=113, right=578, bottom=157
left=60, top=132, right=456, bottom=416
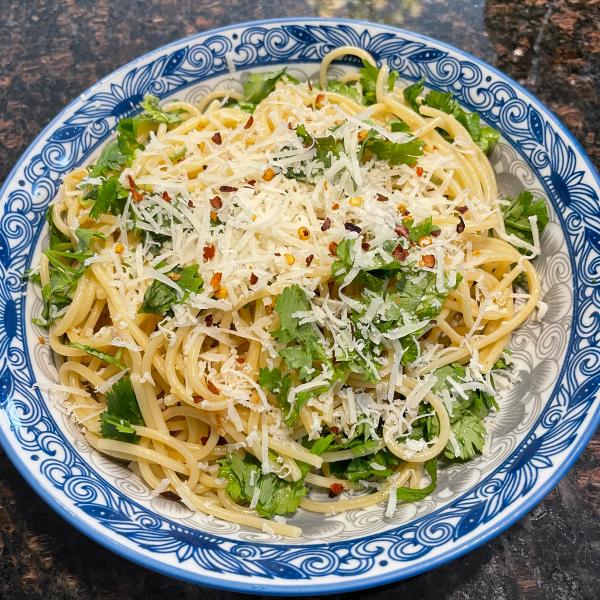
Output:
left=0, top=19, right=598, bottom=594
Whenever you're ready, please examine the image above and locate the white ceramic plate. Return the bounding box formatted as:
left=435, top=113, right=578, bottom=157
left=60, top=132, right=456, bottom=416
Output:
left=1, top=17, right=599, bottom=595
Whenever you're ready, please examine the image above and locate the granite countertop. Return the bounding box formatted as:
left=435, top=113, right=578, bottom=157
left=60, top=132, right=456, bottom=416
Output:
left=0, top=1, right=599, bottom=598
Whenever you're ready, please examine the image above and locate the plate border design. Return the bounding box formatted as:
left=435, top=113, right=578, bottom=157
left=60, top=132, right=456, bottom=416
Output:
left=0, top=18, right=599, bottom=595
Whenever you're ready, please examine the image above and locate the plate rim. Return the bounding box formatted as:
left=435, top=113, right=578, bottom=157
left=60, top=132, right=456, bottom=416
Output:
left=0, top=16, right=599, bottom=596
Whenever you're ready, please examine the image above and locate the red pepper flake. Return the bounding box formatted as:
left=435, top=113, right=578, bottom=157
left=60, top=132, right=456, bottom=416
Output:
left=287, top=122, right=296, bottom=130
left=421, top=254, right=436, bottom=268
left=249, top=272, right=258, bottom=285
left=236, top=356, right=245, bottom=364
left=210, top=272, right=222, bottom=290
left=329, top=483, right=345, bottom=498
left=209, top=195, right=223, bottom=209
left=126, top=175, right=144, bottom=202
left=332, top=202, right=340, bottom=210
left=200, top=435, right=209, bottom=444
left=344, top=222, right=362, bottom=234
left=416, top=166, right=424, bottom=177
left=219, top=185, right=238, bottom=193
left=315, top=93, right=326, bottom=107
left=375, top=193, right=389, bottom=202
left=162, top=190, right=171, bottom=203
left=392, top=244, right=409, bottom=262
left=305, top=254, right=314, bottom=267
left=193, top=395, right=203, bottom=403
left=394, top=224, right=410, bottom=239
left=244, top=115, right=254, bottom=129
left=321, top=217, right=332, bottom=232
left=160, top=491, right=181, bottom=501
left=207, top=380, right=221, bottom=396
left=203, top=244, right=216, bottom=261
left=204, top=313, right=214, bottom=327
left=245, top=179, right=256, bottom=187
left=188, top=200, right=195, bottom=208
left=361, top=241, right=370, bottom=251
left=456, top=216, right=466, bottom=234
left=211, top=131, right=222, bottom=145
left=328, top=241, right=338, bottom=256
left=431, top=229, right=441, bottom=237
left=274, top=252, right=281, bottom=257
left=330, top=426, right=339, bottom=434
left=457, top=205, right=468, bottom=214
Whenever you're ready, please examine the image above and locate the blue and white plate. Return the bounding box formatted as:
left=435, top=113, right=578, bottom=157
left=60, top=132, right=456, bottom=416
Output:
left=1, top=18, right=599, bottom=595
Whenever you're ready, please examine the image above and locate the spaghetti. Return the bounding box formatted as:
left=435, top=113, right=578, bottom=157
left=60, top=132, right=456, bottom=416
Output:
left=33, top=47, right=546, bottom=537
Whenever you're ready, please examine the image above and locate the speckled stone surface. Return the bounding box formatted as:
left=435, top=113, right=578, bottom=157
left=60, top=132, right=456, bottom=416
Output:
left=0, top=1, right=599, bottom=599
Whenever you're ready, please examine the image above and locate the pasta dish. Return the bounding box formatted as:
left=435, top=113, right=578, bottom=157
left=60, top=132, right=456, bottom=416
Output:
left=31, top=46, right=548, bottom=538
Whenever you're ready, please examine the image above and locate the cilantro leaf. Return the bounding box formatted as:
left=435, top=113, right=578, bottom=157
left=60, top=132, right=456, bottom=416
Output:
left=362, top=136, right=424, bottom=167
left=99, top=377, right=144, bottom=443
left=75, top=228, right=105, bottom=251
left=309, top=434, right=335, bottom=456
left=402, top=81, right=500, bottom=155
left=243, top=69, right=290, bottom=106
left=88, top=141, right=128, bottom=178
left=342, top=450, right=400, bottom=481
left=405, top=216, right=441, bottom=242
left=258, top=367, right=294, bottom=425
left=218, top=453, right=307, bottom=518
left=422, top=89, right=500, bottom=155
left=396, top=458, right=437, bottom=501
left=273, top=285, right=327, bottom=369
left=423, top=89, right=459, bottom=115
left=70, top=342, right=125, bottom=369
left=359, top=59, right=398, bottom=105
left=139, top=95, right=183, bottom=124
left=89, top=176, right=128, bottom=220
left=403, top=78, right=425, bottom=112
left=326, top=80, right=363, bottom=103
left=446, top=414, right=487, bottom=460
left=37, top=211, right=92, bottom=327
left=390, top=119, right=411, bottom=133
left=394, top=270, right=451, bottom=321
left=139, top=264, right=203, bottom=315
left=501, top=191, right=549, bottom=249
left=431, top=362, right=500, bottom=461
left=295, top=124, right=343, bottom=169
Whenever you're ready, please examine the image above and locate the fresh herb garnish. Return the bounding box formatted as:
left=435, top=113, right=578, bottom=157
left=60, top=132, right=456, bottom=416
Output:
left=75, top=228, right=105, bottom=252
left=501, top=191, right=549, bottom=250
left=139, top=264, right=203, bottom=316
left=218, top=453, right=307, bottom=518
left=396, top=458, right=438, bottom=501
left=361, top=135, right=424, bottom=167
left=139, top=95, right=183, bottom=125
left=326, top=80, right=363, bottom=103
left=403, top=79, right=500, bottom=155
left=70, top=342, right=125, bottom=369
left=359, top=59, right=398, bottom=105
left=99, top=377, right=144, bottom=443
left=432, top=363, right=500, bottom=461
